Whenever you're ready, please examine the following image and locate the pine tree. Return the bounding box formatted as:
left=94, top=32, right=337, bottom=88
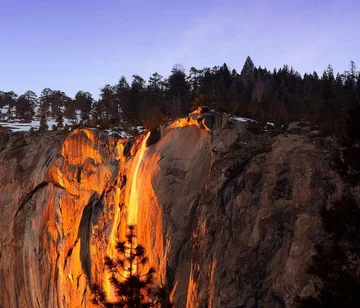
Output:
left=166, top=64, right=190, bottom=116
left=56, top=110, right=64, bottom=129
left=38, top=88, right=52, bottom=118
left=240, top=56, right=255, bottom=87
left=39, top=113, right=48, bottom=131
left=74, top=91, right=94, bottom=122
left=128, top=75, right=146, bottom=123
left=115, top=76, right=131, bottom=124
left=356, top=72, right=360, bottom=97
left=189, top=67, right=200, bottom=101
left=141, top=73, right=166, bottom=125
left=16, top=91, right=36, bottom=122
left=3, top=91, right=17, bottom=120
left=64, top=97, right=77, bottom=121
left=91, top=225, right=170, bottom=308
left=97, top=84, right=116, bottom=122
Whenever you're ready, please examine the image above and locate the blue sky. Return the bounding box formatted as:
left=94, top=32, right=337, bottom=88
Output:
left=0, top=0, right=359, bottom=97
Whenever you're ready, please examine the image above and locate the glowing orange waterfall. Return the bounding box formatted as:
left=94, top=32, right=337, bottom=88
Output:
left=128, top=133, right=150, bottom=226
left=103, top=133, right=150, bottom=300
left=105, top=187, right=121, bottom=300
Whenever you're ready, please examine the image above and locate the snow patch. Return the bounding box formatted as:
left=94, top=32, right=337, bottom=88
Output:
left=231, top=116, right=255, bottom=123
left=103, top=129, right=132, bottom=139
left=0, top=118, right=139, bottom=139
left=0, top=118, right=73, bottom=132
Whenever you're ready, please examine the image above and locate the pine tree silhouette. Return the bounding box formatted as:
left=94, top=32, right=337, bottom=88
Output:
left=39, top=113, right=48, bottom=132
left=92, top=225, right=170, bottom=308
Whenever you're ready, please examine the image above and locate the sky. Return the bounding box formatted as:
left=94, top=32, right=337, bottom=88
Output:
left=0, top=0, right=359, bottom=97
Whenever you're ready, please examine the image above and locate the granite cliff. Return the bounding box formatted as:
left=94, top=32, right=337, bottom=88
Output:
left=0, top=112, right=346, bottom=307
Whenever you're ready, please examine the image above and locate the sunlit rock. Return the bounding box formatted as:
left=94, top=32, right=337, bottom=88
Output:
left=0, top=116, right=348, bottom=307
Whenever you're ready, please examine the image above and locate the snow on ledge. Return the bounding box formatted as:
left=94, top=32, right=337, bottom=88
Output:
left=231, top=116, right=255, bottom=123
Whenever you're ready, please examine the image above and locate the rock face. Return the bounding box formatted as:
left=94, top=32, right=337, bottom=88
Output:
left=0, top=116, right=346, bottom=307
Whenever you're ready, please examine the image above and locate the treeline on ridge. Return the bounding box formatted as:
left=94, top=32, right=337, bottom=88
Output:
left=0, top=56, right=359, bottom=137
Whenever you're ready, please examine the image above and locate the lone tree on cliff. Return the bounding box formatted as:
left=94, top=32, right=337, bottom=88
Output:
left=91, top=225, right=170, bottom=308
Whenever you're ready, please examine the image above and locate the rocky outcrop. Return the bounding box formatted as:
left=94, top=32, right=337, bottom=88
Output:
left=0, top=116, right=347, bottom=307
left=0, top=129, right=130, bottom=308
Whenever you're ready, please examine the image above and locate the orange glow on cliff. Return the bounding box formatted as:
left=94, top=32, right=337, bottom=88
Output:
left=186, top=265, right=199, bottom=308
left=105, top=186, right=121, bottom=300
left=208, top=261, right=217, bottom=307
left=125, top=133, right=150, bottom=277
left=127, top=133, right=150, bottom=226
left=170, top=116, right=199, bottom=129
